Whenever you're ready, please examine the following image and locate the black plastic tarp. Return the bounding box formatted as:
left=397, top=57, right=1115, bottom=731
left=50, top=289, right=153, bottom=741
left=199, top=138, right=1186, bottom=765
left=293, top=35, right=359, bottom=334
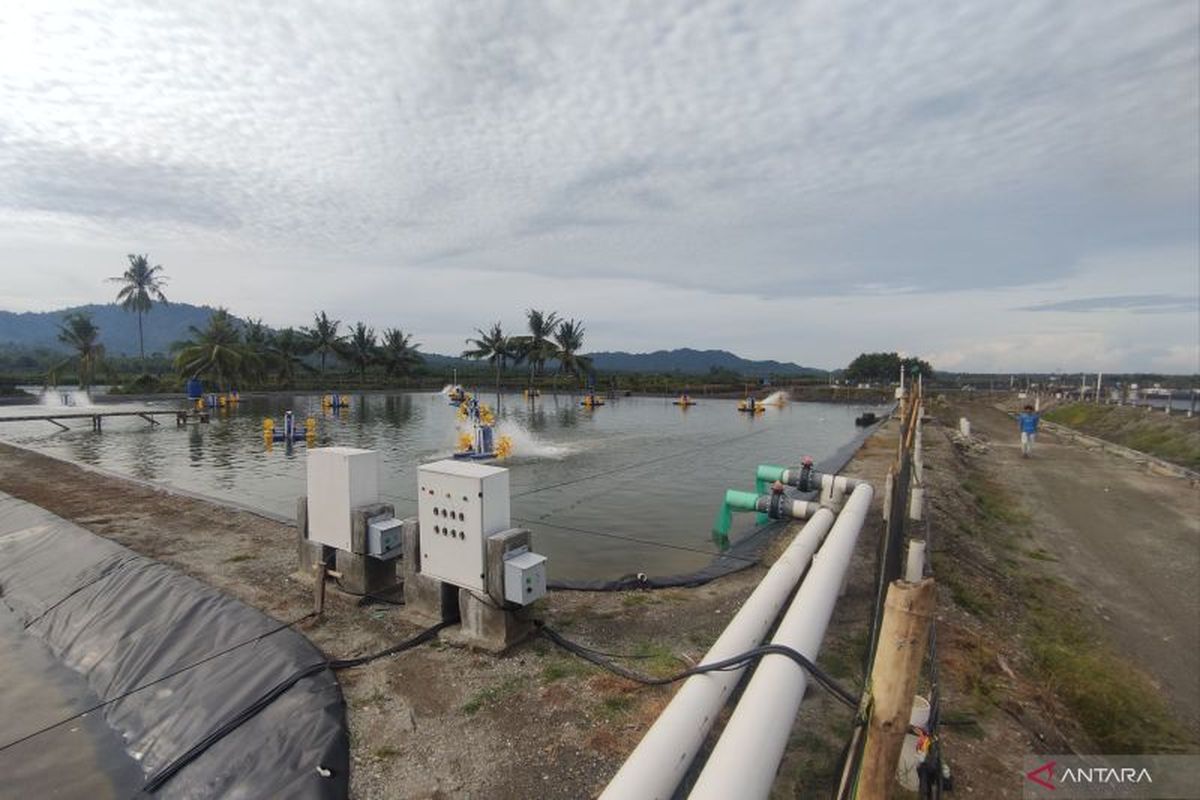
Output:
left=0, top=492, right=349, bottom=799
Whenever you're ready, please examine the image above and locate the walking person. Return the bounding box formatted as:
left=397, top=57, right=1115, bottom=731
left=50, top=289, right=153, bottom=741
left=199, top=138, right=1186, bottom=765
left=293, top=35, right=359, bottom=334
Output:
left=1018, top=404, right=1040, bottom=458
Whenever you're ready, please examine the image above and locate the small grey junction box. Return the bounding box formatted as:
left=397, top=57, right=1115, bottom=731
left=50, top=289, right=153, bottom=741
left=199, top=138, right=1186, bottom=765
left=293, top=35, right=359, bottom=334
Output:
left=367, top=517, right=404, bottom=560
left=503, top=550, right=547, bottom=605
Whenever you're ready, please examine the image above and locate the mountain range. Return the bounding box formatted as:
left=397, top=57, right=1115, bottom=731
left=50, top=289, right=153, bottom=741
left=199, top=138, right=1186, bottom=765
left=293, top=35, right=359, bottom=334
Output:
left=0, top=303, right=823, bottom=376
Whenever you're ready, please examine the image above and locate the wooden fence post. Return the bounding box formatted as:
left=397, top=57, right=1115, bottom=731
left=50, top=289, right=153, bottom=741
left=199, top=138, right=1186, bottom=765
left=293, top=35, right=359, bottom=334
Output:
left=856, top=577, right=936, bottom=799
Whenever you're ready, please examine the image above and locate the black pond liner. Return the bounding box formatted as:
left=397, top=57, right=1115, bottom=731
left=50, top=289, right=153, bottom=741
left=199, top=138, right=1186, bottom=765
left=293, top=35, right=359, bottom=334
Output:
left=0, top=492, right=349, bottom=799
left=548, top=413, right=890, bottom=591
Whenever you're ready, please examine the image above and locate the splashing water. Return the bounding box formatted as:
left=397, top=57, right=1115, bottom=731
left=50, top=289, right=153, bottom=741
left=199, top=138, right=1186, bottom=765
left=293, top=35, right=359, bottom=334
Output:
left=494, top=420, right=573, bottom=459
left=761, top=390, right=790, bottom=406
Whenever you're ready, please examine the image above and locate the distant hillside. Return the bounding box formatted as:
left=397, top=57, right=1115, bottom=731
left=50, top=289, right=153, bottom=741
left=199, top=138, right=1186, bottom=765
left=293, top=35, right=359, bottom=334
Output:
left=585, top=348, right=824, bottom=377
left=0, top=304, right=823, bottom=377
left=0, top=302, right=221, bottom=356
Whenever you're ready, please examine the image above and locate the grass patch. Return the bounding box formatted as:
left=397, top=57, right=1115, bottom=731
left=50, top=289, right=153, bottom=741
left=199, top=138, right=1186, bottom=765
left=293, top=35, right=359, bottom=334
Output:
left=1025, top=581, right=1192, bottom=752
left=941, top=571, right=996, bottom=618
left=631, top=641, right=682, bottom=677
left=593, top=694, right=635, bottom=721
left=223, top=553, right=254, bottom=563
left=373, top=745, right=401, bottom=759
left=462, top=676, right=526, bottom=716
left=540, top=655, right=594, bottom=684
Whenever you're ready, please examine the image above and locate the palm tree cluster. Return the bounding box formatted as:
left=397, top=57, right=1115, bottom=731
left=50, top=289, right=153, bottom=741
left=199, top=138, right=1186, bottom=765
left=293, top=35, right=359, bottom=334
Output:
left=462, top=310, right=592, bottom=395
left=172, top=309, right=423, bottom=389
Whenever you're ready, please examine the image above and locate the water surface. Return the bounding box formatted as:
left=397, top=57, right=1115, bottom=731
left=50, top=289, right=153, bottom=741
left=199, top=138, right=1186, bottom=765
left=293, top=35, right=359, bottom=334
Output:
left=1, top=389, right=884, bottom=581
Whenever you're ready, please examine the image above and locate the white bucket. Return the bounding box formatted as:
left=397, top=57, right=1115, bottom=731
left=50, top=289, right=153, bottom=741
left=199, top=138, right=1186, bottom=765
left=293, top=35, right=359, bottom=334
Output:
left=896, top=695, right=931, bottom=791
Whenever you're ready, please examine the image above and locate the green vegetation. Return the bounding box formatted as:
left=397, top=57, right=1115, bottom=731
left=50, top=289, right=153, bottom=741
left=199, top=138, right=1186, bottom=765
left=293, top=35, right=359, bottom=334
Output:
left=52, top=312, right=106, bottom=388
left=1044, top=402, right=1200, bottom=471
left=844, top=351, right=933, bottom=384
left=462, top=675, right=527, bottom=715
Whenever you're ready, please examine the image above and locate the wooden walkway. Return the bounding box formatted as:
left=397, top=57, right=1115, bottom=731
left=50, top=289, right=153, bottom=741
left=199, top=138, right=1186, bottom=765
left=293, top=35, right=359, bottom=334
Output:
left=0, top=409, right=205, bottom=431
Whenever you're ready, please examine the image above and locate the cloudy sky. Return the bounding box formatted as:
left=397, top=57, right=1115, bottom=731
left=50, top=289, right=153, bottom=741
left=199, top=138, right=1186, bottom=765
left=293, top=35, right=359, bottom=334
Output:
left=1, top=0, right=1197, bottom=372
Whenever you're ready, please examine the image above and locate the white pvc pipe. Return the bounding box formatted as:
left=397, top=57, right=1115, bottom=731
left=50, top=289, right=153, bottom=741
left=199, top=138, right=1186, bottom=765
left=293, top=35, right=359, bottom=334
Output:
left=905, top=539, right=926, bottom=582
left=599, top=507, right=838, bottom=800
left=909, top=484, right=924, bottom=521
left=688, top=483, right=874, bottom=800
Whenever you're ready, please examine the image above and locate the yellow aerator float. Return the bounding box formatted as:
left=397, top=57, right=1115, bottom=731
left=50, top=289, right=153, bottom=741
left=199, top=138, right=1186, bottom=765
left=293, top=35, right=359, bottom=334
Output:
left=580, top=390, right=605, bottom=408
left=263, top=411, right=316, bottom=446
left=673, top=393, right=697, bottom=407
left=737, top=396, right=766, bottom=414
left=320, top=394, right=351, bottom=411
left=453, top=395, right=512, bottom=460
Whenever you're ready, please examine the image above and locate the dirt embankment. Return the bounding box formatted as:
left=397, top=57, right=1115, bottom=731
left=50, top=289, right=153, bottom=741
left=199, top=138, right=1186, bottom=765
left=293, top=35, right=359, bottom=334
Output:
left=1041, top=401, right=1200, bottom=472
left=920, top=399, right=1198, bottom=797
left=0, top=426, right=898, bottom=800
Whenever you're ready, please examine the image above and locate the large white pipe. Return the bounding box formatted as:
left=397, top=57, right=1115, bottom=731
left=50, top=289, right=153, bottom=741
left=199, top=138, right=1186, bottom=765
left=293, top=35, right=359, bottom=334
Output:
left=599, top=507, right=837, bottom=800
left=688, top=482, right=874, bottom=800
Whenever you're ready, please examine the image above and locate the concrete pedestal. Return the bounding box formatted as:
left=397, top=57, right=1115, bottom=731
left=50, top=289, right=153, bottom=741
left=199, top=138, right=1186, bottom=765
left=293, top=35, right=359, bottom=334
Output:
left=398, top=518, right=459, bottom=626
left=443, top=589, right=535, bottom=653
left=296, top=497, right=401, bottom=597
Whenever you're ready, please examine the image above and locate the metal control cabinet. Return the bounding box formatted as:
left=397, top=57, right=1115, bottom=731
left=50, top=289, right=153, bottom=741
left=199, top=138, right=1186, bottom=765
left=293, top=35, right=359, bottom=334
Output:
left=307, top=447, right=380, bottom=551
left=417, top=460, right=511, bottom=591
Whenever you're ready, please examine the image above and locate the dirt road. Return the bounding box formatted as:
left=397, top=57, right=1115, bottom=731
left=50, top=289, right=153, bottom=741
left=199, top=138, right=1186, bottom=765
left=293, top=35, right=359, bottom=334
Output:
left=968, top=403, right=1200, bottom=732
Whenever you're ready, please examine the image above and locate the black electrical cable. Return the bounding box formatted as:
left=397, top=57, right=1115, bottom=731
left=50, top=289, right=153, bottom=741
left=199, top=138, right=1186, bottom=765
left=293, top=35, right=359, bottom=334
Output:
left=140, top=619, right=454, bottom=794
left=537, top=622, right=860, bottom=710
left=511, top=515, right=762, bottom=564
left=20, top=554, right=140, bottom=629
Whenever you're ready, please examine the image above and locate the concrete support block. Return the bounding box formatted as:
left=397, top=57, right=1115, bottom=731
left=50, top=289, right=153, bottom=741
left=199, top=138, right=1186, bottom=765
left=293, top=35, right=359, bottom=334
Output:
left=350, top=502, right=395, bottom=555
left=332, top=503, right=399, bottom=596
left=334, top=549, right=398, bottom=596
left=444, top=589, right=534, bottom=653
left=485, top=528, right=531, bottom=606
left=398, top=518, right=459, bottom=626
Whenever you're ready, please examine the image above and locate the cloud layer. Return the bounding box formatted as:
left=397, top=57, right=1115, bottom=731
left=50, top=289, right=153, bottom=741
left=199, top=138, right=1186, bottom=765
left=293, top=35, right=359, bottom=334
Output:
left=0, top=0, right=1197, bottom=371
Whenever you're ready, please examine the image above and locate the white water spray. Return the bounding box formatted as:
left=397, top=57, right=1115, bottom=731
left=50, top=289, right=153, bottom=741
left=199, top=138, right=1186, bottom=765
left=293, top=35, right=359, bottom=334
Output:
left=495, top=419, right=573, bottom=459
left=761, top=390, right=790, bottom=407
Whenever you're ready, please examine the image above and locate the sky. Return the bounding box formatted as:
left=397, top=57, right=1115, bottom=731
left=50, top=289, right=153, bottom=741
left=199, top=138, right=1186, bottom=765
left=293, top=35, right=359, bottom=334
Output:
left=0, top=0, right=1197, bottom=373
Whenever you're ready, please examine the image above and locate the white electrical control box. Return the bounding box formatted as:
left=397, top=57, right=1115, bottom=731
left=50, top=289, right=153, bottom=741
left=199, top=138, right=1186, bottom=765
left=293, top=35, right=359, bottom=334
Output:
left=417, top=459, right=510, bottom=592
left=503, top=549, right=548, bottom=605
left=367, top=516, right=404, bottom=560
left=307, top=447, right=380, bottom=551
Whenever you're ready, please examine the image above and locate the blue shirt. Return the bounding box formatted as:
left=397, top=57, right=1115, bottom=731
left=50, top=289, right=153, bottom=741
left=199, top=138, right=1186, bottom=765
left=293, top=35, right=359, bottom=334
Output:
left=1018, top=412, right=1039, bottom=433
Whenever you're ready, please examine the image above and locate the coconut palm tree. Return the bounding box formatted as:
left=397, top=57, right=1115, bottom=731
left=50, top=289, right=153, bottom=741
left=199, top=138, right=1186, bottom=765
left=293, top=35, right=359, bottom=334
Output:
left=268, top=327, right=310, bottom=386
left=242, top=317, right=271, bottom=385
left=380, top=328, right=423, bottom=379
left=554, top=318, right=592, bottom=388
left=302, top=311, right=344, bottom=376
left=108, top=254, right=168, bottom=366
left=173, top=308, right=258, bottom=390
left=55, top=312, right=105, bottom=388
left=463, top=322, right=516, bottom=404
left=340, top=322, right=378, bottom=382
left=511, top=308, right=560, bottom=386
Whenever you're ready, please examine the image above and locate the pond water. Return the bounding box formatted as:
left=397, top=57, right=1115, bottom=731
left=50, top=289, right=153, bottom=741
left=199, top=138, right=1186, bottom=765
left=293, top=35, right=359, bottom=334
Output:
left=0, top=389, right=885, bottom=581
